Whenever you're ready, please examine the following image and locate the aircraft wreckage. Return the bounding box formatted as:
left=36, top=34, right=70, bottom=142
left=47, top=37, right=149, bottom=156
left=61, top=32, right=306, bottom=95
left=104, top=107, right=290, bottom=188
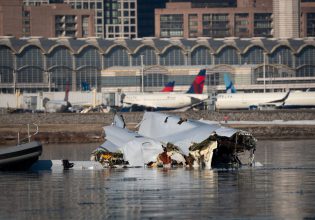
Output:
left=91, top=112, right=257, bottom=169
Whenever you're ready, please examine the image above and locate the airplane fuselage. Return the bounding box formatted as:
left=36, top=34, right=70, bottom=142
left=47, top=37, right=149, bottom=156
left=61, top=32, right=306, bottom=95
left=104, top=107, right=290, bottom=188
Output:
left=215, top=91, right=315, bottom=110
left=123, top=93, right=208, bottom=110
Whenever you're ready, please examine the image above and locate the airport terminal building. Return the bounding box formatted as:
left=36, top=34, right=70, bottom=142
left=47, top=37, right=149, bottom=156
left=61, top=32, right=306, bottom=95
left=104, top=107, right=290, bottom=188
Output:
left=0, top=36, right=315, bottom=95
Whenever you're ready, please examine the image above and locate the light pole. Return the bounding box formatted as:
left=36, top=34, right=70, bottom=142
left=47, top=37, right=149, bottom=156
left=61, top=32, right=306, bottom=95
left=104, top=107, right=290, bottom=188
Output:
left=263, top=52, right=266, bottom=93
left=140, top=55, right=144, bottom=93
left=48, top=72, right=51, bottom=92
left=13, top=70, right=16, bottom=92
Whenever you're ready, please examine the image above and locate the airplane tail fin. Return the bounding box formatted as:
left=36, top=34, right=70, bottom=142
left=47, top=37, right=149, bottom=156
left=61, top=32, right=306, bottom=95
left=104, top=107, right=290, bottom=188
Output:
left=224, top=73, right=237, bottom=93
left=64, top=82, right=70, bottom=102
left=161, top=81, right=175, bottom=92
left=186, top=69, right=206, bottom=94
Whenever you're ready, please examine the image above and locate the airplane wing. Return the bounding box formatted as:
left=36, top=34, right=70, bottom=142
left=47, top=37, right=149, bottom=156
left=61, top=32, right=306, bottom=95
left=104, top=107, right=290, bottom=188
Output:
left=171, top=95, right=209, bottom=112
left=123, top=100, right=158, bottom=109
left=248, top=91, right=291, bottom=109
left=267, top=90, right=290, bottom=104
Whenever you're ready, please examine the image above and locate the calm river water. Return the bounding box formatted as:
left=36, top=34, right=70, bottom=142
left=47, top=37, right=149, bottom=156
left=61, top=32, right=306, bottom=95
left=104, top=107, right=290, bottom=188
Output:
left=1, top=140, right=315, bottom=219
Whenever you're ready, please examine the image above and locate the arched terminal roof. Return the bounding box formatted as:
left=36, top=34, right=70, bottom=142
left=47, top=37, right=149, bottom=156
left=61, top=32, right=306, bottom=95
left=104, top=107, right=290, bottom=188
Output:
left=1, top=36, right=315, bottom=55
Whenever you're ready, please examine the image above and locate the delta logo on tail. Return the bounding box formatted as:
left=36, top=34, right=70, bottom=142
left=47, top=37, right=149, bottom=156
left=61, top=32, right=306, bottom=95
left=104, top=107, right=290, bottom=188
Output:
left=224, top=73, right=237, bottom=93
left=161, top=81, right=175, bottom=92
left=186, top=69, right=206, bottom=94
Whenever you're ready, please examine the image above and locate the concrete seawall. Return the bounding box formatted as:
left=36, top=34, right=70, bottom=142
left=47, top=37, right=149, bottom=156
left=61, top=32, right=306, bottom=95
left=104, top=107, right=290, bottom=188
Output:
left=1, top=110, right=315, bottom=145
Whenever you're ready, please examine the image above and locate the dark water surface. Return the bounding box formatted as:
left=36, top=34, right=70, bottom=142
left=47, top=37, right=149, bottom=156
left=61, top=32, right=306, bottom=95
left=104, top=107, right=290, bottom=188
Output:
left=1, top=140, right=315, bottom=219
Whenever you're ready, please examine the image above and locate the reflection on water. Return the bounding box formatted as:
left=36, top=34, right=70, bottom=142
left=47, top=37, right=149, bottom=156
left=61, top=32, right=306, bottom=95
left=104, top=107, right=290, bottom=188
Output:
left=1, top=140, right=315, bottom=219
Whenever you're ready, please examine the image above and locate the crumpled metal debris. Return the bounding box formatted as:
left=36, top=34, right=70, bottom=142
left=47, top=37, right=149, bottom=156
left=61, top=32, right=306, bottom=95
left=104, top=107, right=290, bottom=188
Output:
left=91, top=112, right=257, bottom=169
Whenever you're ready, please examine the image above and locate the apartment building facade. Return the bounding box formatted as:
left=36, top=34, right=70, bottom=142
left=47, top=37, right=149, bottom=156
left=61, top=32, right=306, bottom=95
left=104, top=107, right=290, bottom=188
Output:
left=64, top=0, right=105, bottom=37
left=0, top=0, right=24, bottom=37
left=155, top=0, right=315, bottom=38
left=23, top=4, right=95, bottom=38
left=47, top=0, right=137, bottom=38
left=155, top=0, right=273, bottom=38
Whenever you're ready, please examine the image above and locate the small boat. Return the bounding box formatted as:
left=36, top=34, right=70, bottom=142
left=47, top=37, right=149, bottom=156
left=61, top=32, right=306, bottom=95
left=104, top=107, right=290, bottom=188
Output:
left=0, top=124, right=42, bottom=171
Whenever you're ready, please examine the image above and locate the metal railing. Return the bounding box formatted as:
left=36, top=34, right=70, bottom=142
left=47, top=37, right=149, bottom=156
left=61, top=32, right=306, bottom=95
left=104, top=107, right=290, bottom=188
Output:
left=17, top=123, right=39, bottom=145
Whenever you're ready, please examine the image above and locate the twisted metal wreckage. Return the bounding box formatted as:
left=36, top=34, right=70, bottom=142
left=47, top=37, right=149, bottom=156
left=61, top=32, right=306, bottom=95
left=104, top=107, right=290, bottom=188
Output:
left=91, top=112, right=257, bottom=169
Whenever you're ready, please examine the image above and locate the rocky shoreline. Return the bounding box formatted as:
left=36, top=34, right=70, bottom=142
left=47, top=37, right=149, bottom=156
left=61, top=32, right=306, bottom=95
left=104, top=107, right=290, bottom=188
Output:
left=1, top=110, right=315, bottom=145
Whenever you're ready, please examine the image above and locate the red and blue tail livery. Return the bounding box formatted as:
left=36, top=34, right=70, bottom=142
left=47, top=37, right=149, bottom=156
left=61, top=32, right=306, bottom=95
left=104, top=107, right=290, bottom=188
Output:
left=161, top=81, right=175, bottom=92
left=186, top=69, right=206, bottom=94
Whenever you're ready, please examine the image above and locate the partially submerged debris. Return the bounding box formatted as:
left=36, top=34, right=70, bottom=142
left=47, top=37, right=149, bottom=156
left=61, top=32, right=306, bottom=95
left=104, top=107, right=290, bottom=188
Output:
left=91, top=112, right=257, bottom=169
left=90, top=147, right=128, bottom=168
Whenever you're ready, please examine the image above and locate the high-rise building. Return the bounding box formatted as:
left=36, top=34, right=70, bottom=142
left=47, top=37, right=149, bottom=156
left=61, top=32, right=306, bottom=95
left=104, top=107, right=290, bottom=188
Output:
left=104, top=0, right=137, bottom=38
left=155, top=0, right=315, bottom=38
left=22, top=0, right=138, bottom=38
left=155, top=0, right=273, bottom=38
left=23, top=4, right=95, bottom=38
left=64, top=0, right=105, bottom=37
left=273, top=0, right=300, bottom=38
left=63, top=0, right=138, bottom=38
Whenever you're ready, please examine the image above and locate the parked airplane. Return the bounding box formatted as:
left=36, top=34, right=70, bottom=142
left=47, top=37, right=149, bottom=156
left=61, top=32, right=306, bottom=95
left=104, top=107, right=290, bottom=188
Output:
left=161, top=81, right=175, bottom=92
left=216, top=75, right=315, bottom=110
left=121, top=69, right=208, bottom=111
left=43, top=85, right=71, bottom=113
left=224, top=73, right=237, bottom=93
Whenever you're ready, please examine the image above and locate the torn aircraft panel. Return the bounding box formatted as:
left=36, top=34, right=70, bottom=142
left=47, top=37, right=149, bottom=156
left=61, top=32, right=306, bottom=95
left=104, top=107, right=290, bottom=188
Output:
left=92, top=112, right=257, bottom=169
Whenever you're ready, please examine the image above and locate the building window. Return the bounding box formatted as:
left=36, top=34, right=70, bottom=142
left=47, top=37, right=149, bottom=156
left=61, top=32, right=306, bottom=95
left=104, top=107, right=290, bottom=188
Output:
left=189, top=14, right=198, bottom=38
left=160, top=47, right=185, bottom=66
left=160, top=14, right=184, bottom=37
left=235, top=13, right=249, bottom=37
left=215, top=46, right=239, bottom=65
left=254, top=13, right=272, bottom=37
left=82, top=15, right=89, bottom=37
left=202, top=14, right=230, bottom=37
left=307, top=13, right=315, bottom=37
left=269, top=46, right=293, bottom=67
left=132, top=46, right=157, bottom=66
left=241, top=46, right=264, bottom=64
left=105, top=46, right=129, bottom=67
left=296, top=45, right=315, bottom=66
left=191, top=46, right=212, bottom=65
